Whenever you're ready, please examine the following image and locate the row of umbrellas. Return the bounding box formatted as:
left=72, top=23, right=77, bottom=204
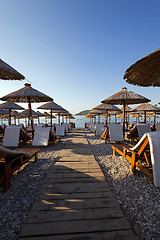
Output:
left=87, top=87, right=160, bottom=134
left=0, top=83, right=73, bottom=138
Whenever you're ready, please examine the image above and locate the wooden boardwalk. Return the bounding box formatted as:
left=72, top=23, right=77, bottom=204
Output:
left=18, top=129, right=136, bottom=240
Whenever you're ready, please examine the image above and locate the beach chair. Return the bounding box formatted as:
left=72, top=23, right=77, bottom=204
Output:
left=95, top=124, right=105, bottom=136
left=137, top=124, right=151, bottom=139
left=2, top=126, right=30, bottom=147
left=62, top=123, right=69, bottom=131
left=2, top=126, right=21, bottom=147
left=156, top=122, right=160, bottom=131
left=55, top=125, right=65, bottom=140
left=100, top=128, right=109, bottom=142
left=0, top=146, right=39, bottom=191
left=111, top=131, right=160, bottom=187
left=32, top=127, right=55, bottom=146
left=108, top=123, right=124, bottom=142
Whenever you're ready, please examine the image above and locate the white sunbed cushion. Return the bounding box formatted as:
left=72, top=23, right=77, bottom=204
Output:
left=56, top=125, right=65, bottom=136
left=2, top=127, right=20, bottom=147
left=62, top=123, right=69, bottom=131
left=137, top=124, right=151, bottom=139
left=32, top=127, right=50, bottom=146
left=108, top=123, right=123, bottom=142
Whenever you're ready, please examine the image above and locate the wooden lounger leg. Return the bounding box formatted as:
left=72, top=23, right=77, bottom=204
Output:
left=4, top=164, right=11, bottom=192
left=112, top=148, right=116, bottom=156
left=35, top=153, right=38, bottom=162
left=131, top=153, right=136, bottom=174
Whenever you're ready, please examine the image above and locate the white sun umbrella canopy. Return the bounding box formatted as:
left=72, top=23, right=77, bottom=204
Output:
left=0, top=83, right=52, bottom=138
left=37, top=101, right=65, bottom=128
left=0, top=101, right=24, bottom=125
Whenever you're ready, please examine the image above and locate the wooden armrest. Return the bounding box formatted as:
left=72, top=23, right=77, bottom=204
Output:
left=123, top=146, right=137, bottom=154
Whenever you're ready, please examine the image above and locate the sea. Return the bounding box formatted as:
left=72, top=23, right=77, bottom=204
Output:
left=1, top=115, right=159, bottom=128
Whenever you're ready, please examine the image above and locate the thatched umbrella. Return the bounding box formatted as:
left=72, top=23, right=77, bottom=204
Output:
left=93, top=103, right=121, bottom=125
left=0, top=101, right=24, bottom=125
left=131, top=103, right=160, bottom=124
left=85, top=113, right=96, bottom=123
left=0, top=58, right=25, bottom=80
left=47, top=108, right=68, bottom=125
left=0, top=83, right=52, bottom=138
left=89, top=109, right=105, bottom=124
left=101, top=87, right=150, bottom=134
left=37, top=101, right=64, bottom=128
left=131, top=113, right=142, bottom=123
left=124, top=49, right=160, bottom=87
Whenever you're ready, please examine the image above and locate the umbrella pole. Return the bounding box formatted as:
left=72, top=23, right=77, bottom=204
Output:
left=144, top=111, right=146, bottom=123
left=51, top=109, right=53, bottom=129
left=28, top=97, right=34, bottom=139
left=9, top=109, right=11, bottom=125
left=123, top=101, right=126, bottom=135
left=58, top=113, right=60, bottom=125
left=105, top=110, right=108, bottom=126
left=98, top=114, right=100, bottom=124
left=14, top=117, right=16, bottom=125
left=154, top=112, right=156, bottom=124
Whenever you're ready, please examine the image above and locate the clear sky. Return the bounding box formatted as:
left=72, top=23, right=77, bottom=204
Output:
left=0, top=0, right=160, bottom=114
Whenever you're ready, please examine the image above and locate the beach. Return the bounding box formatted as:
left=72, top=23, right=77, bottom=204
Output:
left=0, top=129, right=160, bottom=239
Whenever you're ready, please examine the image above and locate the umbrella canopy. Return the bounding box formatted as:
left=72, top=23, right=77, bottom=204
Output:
left=1, top=110, right=23, bottom=125
left=101, top=87, right=150, bottom=133
left=0, top=101, right=24, bottom=125
left=89, top=109, right=105, bottom=124
left=0, top=83, right=52, bottom=137
left=93, top=103, right=121, bottom=125
left=50, top=108, right=69, bottom=125
left=37, top=101, right=64, bottom=128
left=132, top=103, right=160, bottom=123
left=0, top=58, right=25, bottom=80
left=124, top=48, right=160, bottom=87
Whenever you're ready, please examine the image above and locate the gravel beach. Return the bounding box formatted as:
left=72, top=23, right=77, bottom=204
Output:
left=0, top=130, right=160, bottom=240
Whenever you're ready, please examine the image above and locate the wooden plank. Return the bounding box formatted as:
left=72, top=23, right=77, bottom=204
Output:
left=18, top=230, right=136, bottom=240
left=36, top=191, right=115, bottom=200
left=43, top=176, right=106, bottom=183
left=25, top=207, right=124, bottom=223
left=31, top=197, right=119, bottom=211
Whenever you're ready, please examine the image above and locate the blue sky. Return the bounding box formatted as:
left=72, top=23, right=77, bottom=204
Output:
left=0, top=0, right=160, bottom=114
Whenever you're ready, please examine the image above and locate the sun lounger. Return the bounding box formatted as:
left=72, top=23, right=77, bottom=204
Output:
left=111, top=131, right=160, bottom=187
left=32, top=127, right=55, bottom=146
left=62, top=123, right=69, bottom=131
left=100, top=127, right=109, bottom=142
left=55, top=125, right=65, bottom=137
left=2, top=126, right=21, bottom=147
left=0, top=146, right=39, bottom=191
left=95, top=124, right=105, bottom=136
left=108, top=123, right=124, bottom=142
left=137, top=124, right=151, bottom=139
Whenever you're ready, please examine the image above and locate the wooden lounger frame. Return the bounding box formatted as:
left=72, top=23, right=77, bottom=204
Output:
left=0, top=148, right=40, bottom=192
left=111, top=137, right=153, bottom=179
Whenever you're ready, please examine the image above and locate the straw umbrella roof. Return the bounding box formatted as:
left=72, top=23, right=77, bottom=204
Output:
left=131, top=113, right=142, bottom=118
left=1, top=110, right=23, bottom=118
left=21, top=109, right=40, bottom=117
left=0, top=101, right=24, bottom=110
left=93, top=103, right=121, bottom=111
left=101, top=87, right=150, bottom=105
left=0, top=83, right=53, bottom=103
left=101, top=87, right=150, bottom=133
left=120, top=105, right=133, bottom=112
left=0, top=83, right=52, bottom=137
left=37, top=101, right=64, bottom=110
left=131, top=103, right=160, bottom=112
left=0, top=58, right=25, bottom=80
left=124, top=48, right=160, bottom=87
left=45, top=115, right=56, bottom=119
